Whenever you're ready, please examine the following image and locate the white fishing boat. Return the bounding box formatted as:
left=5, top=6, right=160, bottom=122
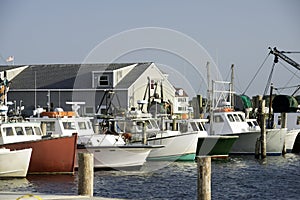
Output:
left=273, top=112, right=300, bottom=152
left=205, top=80, right=286, bottom=155
left=28, top=105, right=160, bottom=170
left=108, top=114, right=198, bottom=161
left=0, top=148, right=32, bottom=178
left=111, top=112, right=237, bottom=160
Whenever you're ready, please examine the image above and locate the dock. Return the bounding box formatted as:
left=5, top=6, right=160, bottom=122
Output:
left=0, top=192, right=123, bottom=200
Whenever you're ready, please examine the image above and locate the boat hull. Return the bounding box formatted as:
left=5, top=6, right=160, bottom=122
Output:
left=196, top=136, right=238, bottom=158
left=0, top=134, right=77, bottom=174
left=284, top=129, right=299, bottom=152
left=227, top=128, right=286, bottom=155
left=146, top=132, right=199, bottom=161
left=0, top=148, right=32, bottom=178
left=76, top=145, right=153, bottom=170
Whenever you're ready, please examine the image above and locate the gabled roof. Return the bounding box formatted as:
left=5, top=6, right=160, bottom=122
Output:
left=0, top=63, right=151, bottom=89
left=115, top=63, right=152, bottom=88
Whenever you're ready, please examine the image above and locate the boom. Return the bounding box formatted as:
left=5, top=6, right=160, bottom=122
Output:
left=269, top=47, right=300, bottom=71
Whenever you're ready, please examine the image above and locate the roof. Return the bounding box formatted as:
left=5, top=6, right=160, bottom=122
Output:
left=115, top=63, right=152, bottom=88
left=0, top=63, right=151, bottom=89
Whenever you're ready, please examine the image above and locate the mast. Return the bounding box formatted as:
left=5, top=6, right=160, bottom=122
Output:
left=230, top=64, right=234, bottom=108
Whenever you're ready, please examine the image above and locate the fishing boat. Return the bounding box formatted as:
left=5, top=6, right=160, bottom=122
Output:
left=0, top=121, right=77, bottom=174
left=273, top=112, right=300, bottom=153
left=28, top=105, right=161, bottom=170
left=204, top=80, right=286, bottom=155
left=110, top=111, right=237, bottom=161
left=0, top=70, right=77, bottom=174
left=0, top=148, right=32, bottom=178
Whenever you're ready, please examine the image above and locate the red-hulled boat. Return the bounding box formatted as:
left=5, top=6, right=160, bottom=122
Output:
left=0, top=121, right=77, bottom=174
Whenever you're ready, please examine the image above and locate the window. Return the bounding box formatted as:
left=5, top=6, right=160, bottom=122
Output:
left=34, top=127, right=42, bottom=135
left=238, top=114, right=245, bottom=122
left=178, top=107, right=186, bottom=111
left=178, top=98, right=187, bottom=102
left=78, top=122, right=87, bottom=130
left=179, top=123, right=188, bottom=133
left=63, top=122, right=76, bottom=130
left=214, top=115, right=224, bottom=123
left=15, top=127, right=25, bottom=135
left=85, top=107, right=94, bottom=115
left=44, top=122, right=55, bottom=132
left=4, top=127, right=14, bottom=136
left=197, top=122, right=206, bottom=131
left=227, top=114, right=235, bottom=122
left=190, top=122, right=198, bottom=131
left=98, top=75, right=109, bottom=86
left=297, top=116, right=300, bottom=125
left=233, top=114, right=240, bottom=122
left=277, top=116, right=281, bottom=125
left=25, top=127, right=34, bottom=135
left=87, top=121, right=92, bottom=129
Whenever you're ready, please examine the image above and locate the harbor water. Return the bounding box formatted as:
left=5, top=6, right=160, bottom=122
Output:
left=1, top=154, right=299, bottom=200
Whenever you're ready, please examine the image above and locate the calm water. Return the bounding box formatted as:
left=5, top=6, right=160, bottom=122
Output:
left=1, top=154, right=300, bottom=200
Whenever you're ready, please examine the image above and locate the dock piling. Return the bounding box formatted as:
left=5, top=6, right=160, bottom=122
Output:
left=196, top=156, right=211, bottom=200
left=260, top=99, right=267, bottom=159
left=78, top=152, right=94, bottom=197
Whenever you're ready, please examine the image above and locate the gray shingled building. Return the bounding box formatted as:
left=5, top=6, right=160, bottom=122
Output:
left=1, top=62, right=176, bottom=116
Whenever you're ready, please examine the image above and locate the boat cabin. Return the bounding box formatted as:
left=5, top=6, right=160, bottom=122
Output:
left=205, top=111, right=258, bottom=135
left=28, top=112, right=95, bottom=137
left=0, top=122, right=42, bottom=145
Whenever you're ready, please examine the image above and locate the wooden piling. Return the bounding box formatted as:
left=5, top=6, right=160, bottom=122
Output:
left=281, top=112, right=287, bottom=155
left=78, top=152, right=94, bottom=197
left=197, top=156, right=211, bottom=200
left=255, top=138, right=260, bottom=159
left=260, top=100, right=267, bottom=159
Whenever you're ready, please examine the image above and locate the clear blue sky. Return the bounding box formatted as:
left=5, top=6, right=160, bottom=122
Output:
left=1, top=0, right=299, bottom=97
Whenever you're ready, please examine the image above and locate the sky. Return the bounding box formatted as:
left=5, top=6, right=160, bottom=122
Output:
left=0, top=0, right=300, bottom=98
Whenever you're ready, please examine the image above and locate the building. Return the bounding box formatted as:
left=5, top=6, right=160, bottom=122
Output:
left=1, top=62, right=176, bottom=116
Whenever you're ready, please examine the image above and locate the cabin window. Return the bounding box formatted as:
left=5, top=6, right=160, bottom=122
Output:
left=197, top=122, right=206, bottom=131
left=277, top=116, right=281, bottom=125
left=45, top=122, right=55, bottom=132
left=233, top=114, right=240, bottom=122
left=98, top=75, right=109, bottom=86
left=87, top=121, right=92, bottom=129
left=34, top=127, right=42, bottom=135
left=190, top=122, right=198, bottom=131
left=214, top=115, right=224, bottom=123
left=78, top=122, right=87, bottom=130
left=179, top=123, right=188, bottom=133
left=247, top=122, right=253, bottom=127
left=238, top=114, right=245, bottom=122
left=149, top=119, right=159, bottom=129
left=63, top=122, right=76, bottom=130
left=297, top=116, right=300, bottom=125
left=25, top=127, right=34, bottom=135
left=227, top=114, right=235, bottom=122
left=3, top=127, right=14, bottom=136
left=15, top=127, right=25, bottom=135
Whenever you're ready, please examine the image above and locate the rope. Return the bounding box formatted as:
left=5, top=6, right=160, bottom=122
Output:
left=243, top=52, right=271, bottom=95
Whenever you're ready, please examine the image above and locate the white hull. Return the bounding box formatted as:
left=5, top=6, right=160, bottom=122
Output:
left=146, top=132, right=199, bottom=160
left=227, top=128, right=286, bottom=155
left=0, top=148, right=32, bottom=177
left=284, top=129, right=299, bottom=152
left=77, top=146, right=151, bottom=169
